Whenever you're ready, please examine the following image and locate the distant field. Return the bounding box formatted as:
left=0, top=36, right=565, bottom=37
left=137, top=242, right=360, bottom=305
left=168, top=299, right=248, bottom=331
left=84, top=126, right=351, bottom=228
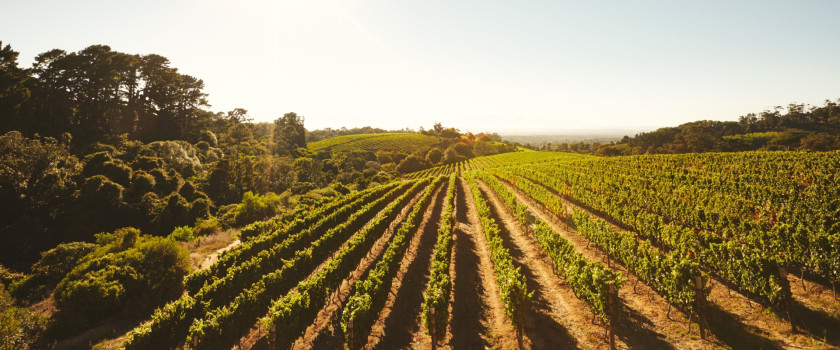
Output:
left=307, top=133, right=440, bottom=153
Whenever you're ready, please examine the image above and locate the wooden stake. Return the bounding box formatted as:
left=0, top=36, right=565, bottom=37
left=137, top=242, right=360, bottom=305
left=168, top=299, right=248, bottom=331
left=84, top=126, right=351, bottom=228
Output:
left=778, top=267, right=797, bottom=332
left=608, top=285, right=616, bottom=350
left=430, top=307, right=437, bottom=350
left=192, top=335, right=198, bottom=350
left=349, top=318, right=355, bottom=350
left=269, top=323, right=276, bottom=350
left=695, top=275, right=706, bottom=340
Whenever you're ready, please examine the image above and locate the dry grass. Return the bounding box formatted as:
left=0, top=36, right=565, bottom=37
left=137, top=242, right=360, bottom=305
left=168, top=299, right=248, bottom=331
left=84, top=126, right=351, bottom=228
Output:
left=186, top=229, right=240, bottom=271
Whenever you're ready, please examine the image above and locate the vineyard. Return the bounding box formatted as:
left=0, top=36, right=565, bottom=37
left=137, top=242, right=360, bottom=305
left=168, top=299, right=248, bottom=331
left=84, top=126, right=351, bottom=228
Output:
left=119, top=150, right=840, bottom=350
left=307, top=133, right=441, bottom=154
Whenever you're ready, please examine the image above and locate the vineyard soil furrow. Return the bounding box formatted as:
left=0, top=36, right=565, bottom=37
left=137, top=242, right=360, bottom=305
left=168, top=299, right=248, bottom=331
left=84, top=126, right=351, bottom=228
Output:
left=447, top=182, right=491, bottom=349
left=459, top=177, right=521, bottom=349
left=474, top=179, right=608, bottom=349
left=488, top=177, right=715, bottom=349
left=290, top=183, right=432, bottom=350
left=367, top=185, right=445, bottom=349
left=517, top=174, right=838, bottom=349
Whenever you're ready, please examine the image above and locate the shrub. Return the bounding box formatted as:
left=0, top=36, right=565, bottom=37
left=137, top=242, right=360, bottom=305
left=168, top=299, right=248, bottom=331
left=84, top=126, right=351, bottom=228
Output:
left=189, top=198, right=212, bottom=223
left=130, top=170, right=156, bottom=195
left=396, top=155, right=429, bottom=173
left=1, top=283, right=46, bottom=349
left=167, top=226, right=195, bottom=242
left=232, top=191, right=282, bottom=226
left=54, top=228, right=189, bottom=325
left=80, top=175, right=124, bottom=207
left=10, top=242, right=97, bottom=300
left=194, top=217, right=221, bottom=237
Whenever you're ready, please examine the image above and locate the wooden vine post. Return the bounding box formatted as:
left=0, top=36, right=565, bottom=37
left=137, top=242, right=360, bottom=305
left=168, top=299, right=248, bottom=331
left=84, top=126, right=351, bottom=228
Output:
left=608, top=284, right=616, bottom=350
left=192, top=335, right=198, bottom=350
left=348, top=318, right=355, bottom=350
left=269, top=323, right=276, bottom=350
left=694, top=275, right=705, bottom=340
left=778, top=266, right=797, bottom=332
left=516, top=308, right=524, bottom=348
left=430, top=307, right=437, bottom=350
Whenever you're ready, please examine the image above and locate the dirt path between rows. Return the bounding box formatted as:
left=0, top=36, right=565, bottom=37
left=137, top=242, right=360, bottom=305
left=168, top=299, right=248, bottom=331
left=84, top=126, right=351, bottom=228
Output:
left=459, top=177, right=521, bottom=349
left=475, top=180, right=602, bottom=349
left=488, top=177, right=711, bottom=350
left=517, top=174, right=840, bottom=349
left=236, top=183, right=429, bottom=350
left=298, top=184, right=434, bottom=350
left=447, top=179, right=491, bottom=349
left=367, top=185, right=445, bottom=349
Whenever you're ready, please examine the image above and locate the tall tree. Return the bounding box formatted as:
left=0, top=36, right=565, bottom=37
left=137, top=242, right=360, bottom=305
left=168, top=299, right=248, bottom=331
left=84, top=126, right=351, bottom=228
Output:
left=273, top=112, right=306, bottom=155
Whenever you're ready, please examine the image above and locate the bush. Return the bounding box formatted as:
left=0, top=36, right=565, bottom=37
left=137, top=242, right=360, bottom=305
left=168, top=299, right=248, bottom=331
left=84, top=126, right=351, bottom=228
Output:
left=80, top=175, right=124, bottom=207
left=130, top=170, right=156, bottom=195
left=133, top=156, right=165, bottom=171
left=10, top=242, right=97, bottom=301
left=1, top=283, right=46, bottom=349
left=167, top=226, right=195, bottom=242
left=54, top=228, right=189, bottom=326
left=189, top=198, right=212, bottom=223
left=396, top=155, right=429, bottom=173
left=232, top=191, right=283, bottom=226
left=156, top=194, right=191, bottom=233
left=194, top=217, right=221, bottom=237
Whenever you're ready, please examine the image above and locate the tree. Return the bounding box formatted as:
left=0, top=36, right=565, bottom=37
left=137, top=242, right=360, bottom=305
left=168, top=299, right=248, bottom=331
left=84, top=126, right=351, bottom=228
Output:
left=273, top=112, right=306, bottom=155
left=425, top=148, right=443, bottom=164
left=396, top=155, right=429, bottom=173
left=0, top=42, right=30, bottom=134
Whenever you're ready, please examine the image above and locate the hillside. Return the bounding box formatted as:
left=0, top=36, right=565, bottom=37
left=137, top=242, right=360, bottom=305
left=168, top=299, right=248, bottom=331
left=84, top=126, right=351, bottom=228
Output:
left=115, top=150, right=839, bottom=350
left=308, top=133, right=441, bottom=153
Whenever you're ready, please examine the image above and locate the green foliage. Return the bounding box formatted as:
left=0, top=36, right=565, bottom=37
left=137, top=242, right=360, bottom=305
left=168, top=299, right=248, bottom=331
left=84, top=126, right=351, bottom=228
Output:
left=396, top=155, right=429, bottom=174
left=341, top=177, right=443, bottom=349
left=466, top=175, right=531, bottom=326
left=232, top=191, right=282, bottom=227
left=10, top=242, right=97, bottom=301
left=194, top=217, right=221, bottom=237
left=308, top=133, right=439, bottom=154
left=130, top=170, right=156, bottom=195
left=477, top=172, right=624, bottom=322
left=54, top=228, right=189, bottom=326
left=167, top=226, right=195, bottom=242
left=0, top=283, right=46, bottom=350
left=0, top=131, right=80, bottom=265
left=273, top=112, right=306, bottom=155
left=124, top=181, right=421, bottom=349
left=421, top=174, right=456, bottom=336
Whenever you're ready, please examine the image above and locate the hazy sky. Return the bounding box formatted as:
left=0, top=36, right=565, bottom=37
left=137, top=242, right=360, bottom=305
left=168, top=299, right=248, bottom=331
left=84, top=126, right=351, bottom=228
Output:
left=3, top=0, right=839, bottom=134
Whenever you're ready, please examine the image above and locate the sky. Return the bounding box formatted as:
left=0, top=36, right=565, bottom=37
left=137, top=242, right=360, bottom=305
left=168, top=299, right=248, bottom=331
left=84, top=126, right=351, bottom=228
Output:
left=3, top=0, right=840, bottom=134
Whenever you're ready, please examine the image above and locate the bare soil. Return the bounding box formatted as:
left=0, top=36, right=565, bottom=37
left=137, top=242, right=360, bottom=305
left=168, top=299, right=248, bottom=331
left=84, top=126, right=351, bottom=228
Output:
left=291, top=183, right=433, bottom=349
left=367, top=185, right=445, bottom=349
left=447, top=179, right=491, bottom=349
left=519, top=174, right=840, bottom=349
left=458, top=177, right=522, bottom=349
left=489, top=177, right=712, bottom=350
left=475, top=180, right=600, bottom=349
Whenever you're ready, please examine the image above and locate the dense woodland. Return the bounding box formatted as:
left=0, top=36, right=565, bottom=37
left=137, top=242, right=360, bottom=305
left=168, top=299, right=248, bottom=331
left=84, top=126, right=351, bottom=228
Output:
left=0, top=42, right=515, bottom=348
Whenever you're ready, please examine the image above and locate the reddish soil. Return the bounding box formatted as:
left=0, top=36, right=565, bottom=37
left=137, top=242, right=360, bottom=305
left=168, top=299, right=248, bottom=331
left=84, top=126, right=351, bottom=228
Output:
left=238, top=184, right=430, bottom=350
left=476, top=180, right=611, bottom=349
left=447, top=180, right=491, bottom=349
left=297, top=185, right=434, bottom=350
left=488, top=178, right=711, bottom=349
left=458, top=177, right=522, bottom=349
left=366, top=185, right=445, bottom=349
left=518, top=175, right=840, bottom=349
